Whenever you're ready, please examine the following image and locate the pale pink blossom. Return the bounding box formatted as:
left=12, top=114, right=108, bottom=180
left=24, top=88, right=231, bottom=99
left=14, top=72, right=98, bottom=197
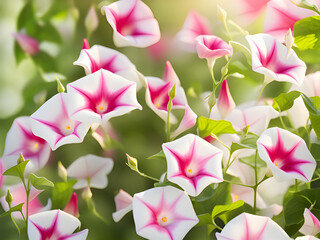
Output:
left=2, top=117, right=51, bottom=173
left=216, top=212, right=291, bottom=239
left=264, top=0, right=318, bottom=41
left=299, top=208, right=320, bottom=236
left=28, top=209, right=88, bottom=240
left=236, top=0, right=271, bottom=23
left=196, top=35, right=233, bottom=68
left=67, top=154, right=113, bottom=189
left=225, top=105, right=278, bottom=135
left=145, top=61, right=189, bottom=123
left=73, top=43, right=141, bottom=88
left=30, top=93, right=91, bottom=151
left=162, top=134, right=223, bottom=196
left=257, top=127, right=316, bottom=182
left=67, top=69, right=142, bottom=124
left=170, top=105, right=197, bottom=139
left=217, top=79, right=236, bottom=119
left=112, top=189, right=133, bottom=222
left=12, top=33, right=39, bottom=55
left=133, top=186, right=198, bottom=240
left=0, top=183, right=51, bottom=219
left=102, top=0, right=160, bottom=48
left=175, top=11, right=211, bottom=52
left=63, top=192, right=79, bottom=218
left=0, top=159, right=4, bottom=189
left=246, top=33, right=306, bottom=86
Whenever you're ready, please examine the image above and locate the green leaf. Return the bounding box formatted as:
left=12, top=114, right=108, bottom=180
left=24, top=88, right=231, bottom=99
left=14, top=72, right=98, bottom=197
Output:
left=229, top=41, right=252, bottom=66
left=29, top=173, right=54, bottom=190
left=51, top=180, right=77, bottom=209
left=147, top=150, right=166, bottom=161
left=32, top=51, right=56, bottom=73
left=37, top=22, right=62, bottom=44
left=17, top=0, right=36, bottom=31
left=302, top=95, right=320, bottom=139
left=212, top=200, right=244, bottom=220
left=230, top=133, right=258, bottom=156
left=14, top=41, right=26, bottom=65
left=310, top=143, right=320, bottom=160
left=294, top=16, right=320, bottom=51
left=238, top=154, right=266, bottom=169
left=198, top=116, right=236, bottom=138
left=196, top=213, right=212, bottom=226
left=0, top=203, right=24, bottom=218
left=2, top=160, right=30, bottom=182
left=272, top=91, right=301, bottom=112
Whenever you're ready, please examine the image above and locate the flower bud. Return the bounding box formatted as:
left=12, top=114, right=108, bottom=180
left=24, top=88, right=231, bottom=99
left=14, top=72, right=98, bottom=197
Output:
left=168, top=84, right=177, bottom=100
left=85, top=5, right=99, bottom=36
left=5, top=190, right=13, bottom=207
left=284, top=28, right=294, bottom=59
left=126, top=154, right=138, bottom=171
left=58, top=161, right=68, bottom=182
left=217, top=5, right=227, bottom=23
left=13, top=33, right=39, bottom=56
left=17, top=153, right=25, bottom=164
left=56, top=77, right=65, bottom=93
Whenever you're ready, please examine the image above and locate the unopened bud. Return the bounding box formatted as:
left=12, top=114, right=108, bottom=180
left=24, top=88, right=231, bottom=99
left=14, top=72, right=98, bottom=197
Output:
left=126, top=154, right=138, bottom=171
left=217, top=5, right=227, bottom=23
left=5, top=190, right=13, bottom=207
left=208, top=92, right=216, bottom=110
left=168, top=84, right=177, bottom=100
left=243, top=125, right=250, bottom=135
left=221, top=65, right=229, bottom=77
left=85, top=5, right=99, bottom=36
left=58, top=161, right=68, bottom=182
left=284, top=28, right=294, bottom=58
left=56, top=77, right=65, bottom=93
left=17, top=153, right=25, bottom=164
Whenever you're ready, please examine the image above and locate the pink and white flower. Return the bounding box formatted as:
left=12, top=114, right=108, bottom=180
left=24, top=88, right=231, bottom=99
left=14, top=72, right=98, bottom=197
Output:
left=246, top=33, right=306, bottom=86
left=30, top=93, right=91, bottom=151
left=257, top=127, right=316, bottom=182
left=112, top=189, right=133, bottom=222
left=299, top=208, right=320, bottom=236
left=217, top=79, right=236, bottom=119
left=28, top=209, right=88, bottom=240
left=67, top=69, right=142, bottom=124
left=236, top=0, right=271, bottom=23
left=263, top=0, right=317, bottom=41
left=13, top=33, right=39, bottom=55
left=102, top=0, right=160, bottom=48
left=73, top=43, right=141, bottom=88
left=0, top=159, right=4, bottom=189
left=0, top=183, right=51, bottom=219
left=170, top=105, right=197, bottom=139
left=63, top=192, right=79, bottom=218
left=225, top=105, right=278, bottom=135
left=2, top=117, right=51, bottom=173
left=162, top=134, right=223, bottom=196
left=145, top=61, right=189, bottom=123
left=175, top=11, right=211, bottom=52
left=132, top=186, right=198, bottom=240
left=216, top=212, right=291, bottom=239
left=67, top=154, right=113, bottom=189
left=296, top=236, right=320, bottom=240
left=196, top=35, right=233, bottom=69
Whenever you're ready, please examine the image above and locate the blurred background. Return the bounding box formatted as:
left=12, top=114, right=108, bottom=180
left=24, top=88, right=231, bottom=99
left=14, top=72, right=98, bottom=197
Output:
left=0, top=0, right=309, bottom=239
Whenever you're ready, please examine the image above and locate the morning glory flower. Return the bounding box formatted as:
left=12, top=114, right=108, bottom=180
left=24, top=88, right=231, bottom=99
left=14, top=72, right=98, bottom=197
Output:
left=0, top=183, right=51, bottom=219
left=112, top=189, right=133, bottom=222
left=162, top=134, right=223, bottom=196
left=216, top=79, right=236, bottom=119
left=170, top=105, right=197, bottom=139
left=67, top=154, right=113, bottom=189
left=175, top=11, right=211, bottom=52
left=145, top=61, right=189, bottom=123
left=132, top=186, right=199, bottom=240
left=67, top=69, right=142, bottom=124
left=102, top=0, right=160, bottom=48
left=30, top=93, right=91, bottom=151
left=196, top=35, right=233, bottom=69
left=246, top=33, right=306, bottom=86
left=299, top=208, right=320, bottom=236
left=264, top=0, right=317, bottom=41
left=257, top=127, right=316, bottom=182
left=236, top=0, right=270, bottom=23
left=216, top=212, right=291, bottom=239
left=296, top=236, right=320, bottom=240
left=73, top=43, right=141, bottom=89
left=28, top=209, right=88, bottom=240
left=13, top=33, right=39, bottom=55
left=225, top=105, right=278, bottom=135
left=2, top=116, right=51, bottom=173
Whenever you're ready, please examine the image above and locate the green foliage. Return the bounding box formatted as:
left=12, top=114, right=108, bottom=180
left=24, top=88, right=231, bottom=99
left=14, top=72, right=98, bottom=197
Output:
left=29, top=173, right=54, bottom=190
left=302, top=95, right=320, bottom=139
left=239, top=154, right=266, bottom=169
left=273, top=91, right=301, bottom=112
left=51, top=180, right=77, bottom=209
left=147, top=150, right=166, bottom=161
left=198, top=116, right=236, bottom=138
left=294, top=16, right=320, bottom=51
left=3, top=160, right=30, bottom=183
left=229, top=41, right=252, bottom=66
left=211, top=200, right=244, bottom=221
left=0, top=203, right=24, bottom=219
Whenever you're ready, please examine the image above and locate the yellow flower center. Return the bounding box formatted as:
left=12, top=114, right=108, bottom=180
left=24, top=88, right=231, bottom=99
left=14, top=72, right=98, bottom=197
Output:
left=34, top=143, right=39, bottom=149
left=98, top=106, right=104, bottom=111
left=66, top=125, right=71, bottom=130
left=162, top=217, right=167, bottom=223
left=234, top=195, right=239, bottom=200
left=188, top=169, right=193, bottom=173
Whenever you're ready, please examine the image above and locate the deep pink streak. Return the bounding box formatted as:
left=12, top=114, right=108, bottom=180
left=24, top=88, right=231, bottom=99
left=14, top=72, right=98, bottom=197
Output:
left=261, top=128, right=312, bottom=180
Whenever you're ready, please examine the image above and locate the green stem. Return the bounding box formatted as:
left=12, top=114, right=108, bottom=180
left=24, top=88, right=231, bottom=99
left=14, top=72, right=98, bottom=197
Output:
left=138, top=171, right=160, bottom=182
left=257, top=81, right=267, bottom=102
left=253, top=150, right=258, bottom=214
left=223, top=179, right=252, bottom=188
left=212, top=219, right=223, bottom=231
left=295, top=179, right=299, bottom=192
left=211, top=133, right=230, bottom=151
left=10, top=215, right=20, bottom=239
